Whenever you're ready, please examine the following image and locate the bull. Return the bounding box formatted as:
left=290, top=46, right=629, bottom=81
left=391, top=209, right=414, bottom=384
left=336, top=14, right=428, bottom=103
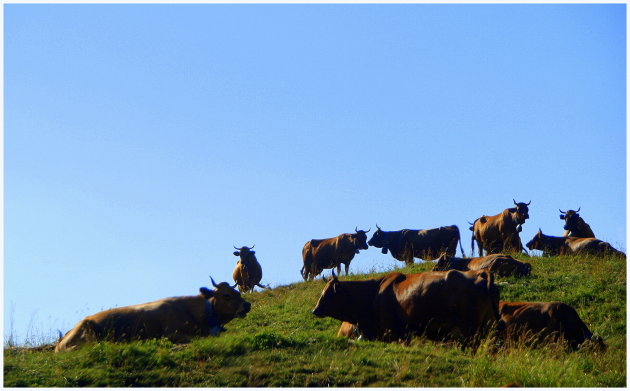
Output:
left=232, top=245, right=266, bottom=293
left=312, top=269, right=502, bottom=349
left=469, top=200, right=530, bottom=256
left=367, top=224, right=465, bottom=265
left=526, top=229, right=625, bottom=258
left=54, top=277, right=250, bottom=352
left=301, top=227, right=370, bottom=281
left=432, top=253, right=531, bottom=277
left=499, top=301, right=605, bottom=350
left=559, top=208, right=595, bottom=238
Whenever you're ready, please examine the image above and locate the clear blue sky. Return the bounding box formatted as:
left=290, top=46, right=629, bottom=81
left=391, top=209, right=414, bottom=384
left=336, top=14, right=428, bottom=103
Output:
left=4, top=4, right=626, bottom=345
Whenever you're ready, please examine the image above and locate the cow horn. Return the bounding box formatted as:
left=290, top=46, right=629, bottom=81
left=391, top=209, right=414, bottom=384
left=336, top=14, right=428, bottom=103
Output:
left=231, top=282, right=238, bottom=289
left=576, top=207, right=580, bottom=212
left=365, top=227, right=371, bottom=233
left=559, top=209, right=566, bottom=214
left=376, top=223, right=381, bottom=230
left=209, top=276, right=219, bottom=288
left=233, top=245, right=239, bottom=250
left=513, top=199, right=517, bottom=205
left=250, top=244, right=255, bottom=249
left=527, top=200, right=531, bottom=206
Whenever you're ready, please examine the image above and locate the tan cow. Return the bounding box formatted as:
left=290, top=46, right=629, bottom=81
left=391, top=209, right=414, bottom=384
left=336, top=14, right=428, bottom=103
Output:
left=470, top=200, right=530, bottom=256
left=54, top=278, right=250, bottom=352
left=526, top=229, right=625, bottom=258
left=301, top=228, right=370, bottom=280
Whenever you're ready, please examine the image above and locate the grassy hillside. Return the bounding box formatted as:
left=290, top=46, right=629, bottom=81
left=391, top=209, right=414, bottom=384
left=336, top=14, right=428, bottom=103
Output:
left=4, top=254, right=626, bottom=387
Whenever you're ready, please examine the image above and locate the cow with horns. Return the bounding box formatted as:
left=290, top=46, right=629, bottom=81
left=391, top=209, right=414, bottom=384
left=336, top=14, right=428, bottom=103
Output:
left=232, top=245, right=267, bottom=293
left=301, top=227, right=370, bottom=281
left=559, top=208, right=595, bottom=238
left=54, top=277, right=250, bottom=352
left=367, top=224, right=465, bottom=264
left=469, top=200, right=530, bottom=256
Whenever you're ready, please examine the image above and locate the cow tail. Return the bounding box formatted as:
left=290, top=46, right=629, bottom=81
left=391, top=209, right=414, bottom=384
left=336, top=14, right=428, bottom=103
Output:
left=471, top=231, right=475, bottom=256
left=457, top=228, right=466, bottom=257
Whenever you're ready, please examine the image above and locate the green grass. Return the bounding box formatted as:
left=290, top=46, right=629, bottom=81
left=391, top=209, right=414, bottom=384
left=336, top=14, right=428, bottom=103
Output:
left=4, top=254, right=626, bottom=387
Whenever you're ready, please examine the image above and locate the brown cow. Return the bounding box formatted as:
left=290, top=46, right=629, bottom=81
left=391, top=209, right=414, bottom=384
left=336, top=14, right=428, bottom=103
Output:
left=54, top=277, right=250, bottom=352
left=432, top=253, right=531, bottom=277
left=526, top=229, right=625, bottom=258
left=499, top=301, right=604, bottom=350
left=232, top=245, right=266, bottom=293
left=367, top=224, right=465, bottom=264
left=312, top=269, right=502, bottom=349
left=470, top=200, right=530, bottom=256
left=301, top=228, right=370, bottom=281
left=559, top=208, right=595, bottom=238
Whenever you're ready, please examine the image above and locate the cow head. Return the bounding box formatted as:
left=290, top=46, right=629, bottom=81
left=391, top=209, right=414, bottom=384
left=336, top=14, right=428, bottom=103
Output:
left=559, top=208, right=581, bottom=232
left=432, top=253, right=453, bottom=271
left=525, top=229, right=548, bottom=251
left=512, top=199, right=531, bottom=225
left=351, top=227, right=370, bottom=254
left=312, top=271, right=353, bottom=322
left=368, top=224, right=389, bottom=254
left=201, top=277, right=251, bottom=323
left=233, top=245, right=256, bottom=264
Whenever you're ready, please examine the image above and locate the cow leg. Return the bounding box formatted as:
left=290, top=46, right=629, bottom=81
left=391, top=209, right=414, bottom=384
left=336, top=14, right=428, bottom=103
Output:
left=344, top=262, right=350, bottom=276
left=336, top=264, right=342, bottom=275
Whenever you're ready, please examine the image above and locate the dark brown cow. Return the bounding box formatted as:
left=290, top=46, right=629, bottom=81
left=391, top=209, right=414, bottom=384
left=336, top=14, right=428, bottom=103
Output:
left=367, top=224, right=465, bottom=264
left=301, top=228, right=370, bottom=281
left=470, top=200, right=530, bottom=256
left=312, top=270, right=502, bottom=348
left=432, top=253, right=531, bottom=277
left=526, top=229, right=625, bottom=258
left=559, top=208, right=595, bottom=238
left=232, top=245, right=266, bottom=293
left=499, top=301, right=604, bottom=350
left=54, top=277, right=250, bottom=352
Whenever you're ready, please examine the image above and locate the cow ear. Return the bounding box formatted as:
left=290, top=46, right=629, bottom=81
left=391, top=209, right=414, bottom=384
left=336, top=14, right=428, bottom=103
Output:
left=250, top=250, right=255, bottom=254
left=559, top=214, right=565, bottom=219
left=575, top=213, right=579, bottom=218
left=233, top=251, right=240, bottom=256
left=200, top=287, right=214, bottom=299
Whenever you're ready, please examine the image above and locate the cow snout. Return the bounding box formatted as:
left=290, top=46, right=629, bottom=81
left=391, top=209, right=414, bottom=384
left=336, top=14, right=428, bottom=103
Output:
left=312, top=306, right=325, bottom=318
left=237, top=301, right=251, bottom=317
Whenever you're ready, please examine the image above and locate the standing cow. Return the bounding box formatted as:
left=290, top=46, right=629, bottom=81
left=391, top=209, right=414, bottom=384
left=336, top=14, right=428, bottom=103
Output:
left=525, top=229, right=625, bottom=258
left=470, top=200, right=530, bottom=256
left=559, top=208, right=595, bottom=238
left=312, top=269, right=502, bottom=349
left=367, top=224, right=465, bottom=264
left=54, top=277, right=250, bottom=352
left=301, top=228, right=370, bottom=281
left=232, top=245, right=266, bottom=293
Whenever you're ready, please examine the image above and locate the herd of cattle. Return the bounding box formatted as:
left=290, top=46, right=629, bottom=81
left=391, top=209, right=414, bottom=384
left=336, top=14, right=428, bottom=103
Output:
left=54, top=201, right=623, bottom=352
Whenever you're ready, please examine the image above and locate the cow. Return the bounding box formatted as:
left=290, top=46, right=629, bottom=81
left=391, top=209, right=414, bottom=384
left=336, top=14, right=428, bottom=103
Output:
left=432, top=253, right=532, bottom=277
left=312, top=269, right=502, bottom=349
left=469, top=200, right=530, bottom=256
left=559, top=208, right=595, bottom=238
left=525, top=229, right=625, bottom=258
left=498, top=301, right=605, bottom=350
left=54, top=277, right=251, bottom=352
left=301, top=227, right=370, bottom=281
left=232, top=245, right=266, bottom=293
left=367, top=224, right=465, bottom=265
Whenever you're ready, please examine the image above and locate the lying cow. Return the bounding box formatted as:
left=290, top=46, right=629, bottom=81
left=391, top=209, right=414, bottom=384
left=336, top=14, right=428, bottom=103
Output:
left=367, top=224, right=465, bottom=264
left=559, top=208, right=595, bottom=238
left=301, top=228, right=370, bottom=280
left=432, top=253, right=531, bottom=277
left=312, top=269, right=502, bottom=349
left=232, top=245, right=266, bottom=293
left=54, top=277, right=251, bottom=352
left=499, top=301, right=604, bottom=350
left=470, top=200, right=530, bottom=256
left=526, top=229, right=625, bottom=258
